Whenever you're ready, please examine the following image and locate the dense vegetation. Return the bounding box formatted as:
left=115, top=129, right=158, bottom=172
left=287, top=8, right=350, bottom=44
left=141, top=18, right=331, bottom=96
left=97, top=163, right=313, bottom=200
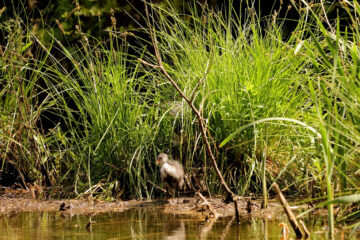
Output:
left=1, top=0, right=359, bottom=234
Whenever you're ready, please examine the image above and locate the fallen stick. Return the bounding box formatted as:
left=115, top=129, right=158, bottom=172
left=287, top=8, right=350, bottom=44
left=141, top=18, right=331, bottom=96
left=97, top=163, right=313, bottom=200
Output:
left=271, top=183, right=303, bottom=238
left=195, top=192, right=219, bottom=218
left=146, top=179, right=167, bottom=193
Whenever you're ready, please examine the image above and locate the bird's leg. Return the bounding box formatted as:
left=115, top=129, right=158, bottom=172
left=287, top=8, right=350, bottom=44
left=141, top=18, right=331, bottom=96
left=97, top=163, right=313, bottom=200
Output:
left=176, top=189, right=180, bottom=204
left=167, top=190, right=172, bottom=203
left=161, top=191, right=167, bottom=203
left=163, top=183, right=171, bottom=203
left=165, top=189, right=172, bottom=203
left=168, top=188, right=176, bottom=204
left=171, top=189, right=174, bottom=203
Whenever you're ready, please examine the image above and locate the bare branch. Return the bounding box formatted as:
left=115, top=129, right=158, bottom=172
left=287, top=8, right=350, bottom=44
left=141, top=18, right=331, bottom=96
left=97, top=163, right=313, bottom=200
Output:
left=143, top=0, right=162, bottom=64
left=141, top=0, right=236, bottom=199
left=138, top=59, right=160, bottom=69
left=320, top=0, right=335, bottom=34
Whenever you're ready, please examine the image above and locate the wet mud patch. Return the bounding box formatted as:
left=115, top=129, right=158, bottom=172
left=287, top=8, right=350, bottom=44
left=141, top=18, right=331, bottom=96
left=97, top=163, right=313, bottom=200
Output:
left=160, top=197, right=291, bottom=220
left=0, top=187, right=299, bottom=219
left=0, top=195, right=126, bottom=215
left=1, top=189, right=359, bottom=239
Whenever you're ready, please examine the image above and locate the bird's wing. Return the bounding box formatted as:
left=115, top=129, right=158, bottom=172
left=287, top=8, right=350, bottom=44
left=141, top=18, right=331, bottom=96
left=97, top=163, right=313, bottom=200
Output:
left=162, top=163, right=179, bottom=179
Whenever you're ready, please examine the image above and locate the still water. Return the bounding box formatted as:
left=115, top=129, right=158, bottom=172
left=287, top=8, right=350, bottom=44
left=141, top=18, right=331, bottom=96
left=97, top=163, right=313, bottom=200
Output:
left=0, top=207, right=357, bottom=239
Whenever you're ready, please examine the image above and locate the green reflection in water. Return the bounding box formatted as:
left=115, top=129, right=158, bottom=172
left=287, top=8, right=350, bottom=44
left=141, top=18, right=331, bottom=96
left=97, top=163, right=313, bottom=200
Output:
left=0, top=207, right=358, bottom=239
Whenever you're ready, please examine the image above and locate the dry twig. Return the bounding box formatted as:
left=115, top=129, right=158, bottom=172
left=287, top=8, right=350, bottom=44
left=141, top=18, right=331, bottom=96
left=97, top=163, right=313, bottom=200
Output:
left=194, top=192, right=219, bottom=218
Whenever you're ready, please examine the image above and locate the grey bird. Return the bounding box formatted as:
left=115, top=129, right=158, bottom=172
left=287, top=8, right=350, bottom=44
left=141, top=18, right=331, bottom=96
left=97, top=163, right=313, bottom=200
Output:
left=156, top=153, right=184, bottom=201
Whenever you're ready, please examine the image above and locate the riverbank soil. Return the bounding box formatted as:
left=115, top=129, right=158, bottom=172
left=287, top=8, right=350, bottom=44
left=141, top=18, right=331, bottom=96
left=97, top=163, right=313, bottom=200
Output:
left=0, top=186, right=303, bottom=220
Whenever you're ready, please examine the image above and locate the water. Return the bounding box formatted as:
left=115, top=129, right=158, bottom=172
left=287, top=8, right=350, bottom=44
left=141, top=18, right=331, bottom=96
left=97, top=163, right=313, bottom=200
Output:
left=0, top=207, right=358, bottom=239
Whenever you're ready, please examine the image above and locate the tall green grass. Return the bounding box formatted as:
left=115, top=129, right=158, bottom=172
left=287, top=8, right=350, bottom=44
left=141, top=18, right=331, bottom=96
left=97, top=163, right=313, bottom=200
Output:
left=0, top=16, right=58, bottom=188
left=44, top=40, right=161, bottom=198
left=299, top=0, right=360, bottom=234
left=146, top=2, right=314, bottom=196
left=143, top=0, right=360, bottom=233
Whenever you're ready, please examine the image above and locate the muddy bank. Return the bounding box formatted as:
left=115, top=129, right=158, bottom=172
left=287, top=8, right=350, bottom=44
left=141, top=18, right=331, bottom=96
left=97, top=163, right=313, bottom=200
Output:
left=0, top=187, right=300, bottom=220
left=0, top=190, right=126, bottom=214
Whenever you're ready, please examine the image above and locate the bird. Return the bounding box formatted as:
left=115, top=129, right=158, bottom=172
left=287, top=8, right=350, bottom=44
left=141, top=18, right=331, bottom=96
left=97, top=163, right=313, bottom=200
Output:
left=156, top=153, right=184, bottom=202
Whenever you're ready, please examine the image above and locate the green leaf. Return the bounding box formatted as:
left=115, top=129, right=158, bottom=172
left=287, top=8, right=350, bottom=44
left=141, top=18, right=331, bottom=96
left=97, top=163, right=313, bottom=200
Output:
left=325, top=194, right=360, bottom=205
left=219, top=117, right=320, bottom=148
left=20, top=41, right=33, bottom=53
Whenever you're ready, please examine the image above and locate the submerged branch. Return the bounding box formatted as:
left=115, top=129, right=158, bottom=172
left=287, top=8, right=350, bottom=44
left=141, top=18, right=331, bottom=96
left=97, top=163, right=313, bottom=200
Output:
left=271, top=183, right=304, bottom=238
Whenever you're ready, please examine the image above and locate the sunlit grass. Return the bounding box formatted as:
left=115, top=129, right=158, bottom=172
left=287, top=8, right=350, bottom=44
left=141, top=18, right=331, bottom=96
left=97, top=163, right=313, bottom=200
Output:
left=1, top=3, right=359, bottom=232
left=143, top=1, right=360, bottom=233
left=146, top=2, right=315, bottom=196
left=0, top=16, right=58, bottom=187
left=43, top=33, right=177, bottom=198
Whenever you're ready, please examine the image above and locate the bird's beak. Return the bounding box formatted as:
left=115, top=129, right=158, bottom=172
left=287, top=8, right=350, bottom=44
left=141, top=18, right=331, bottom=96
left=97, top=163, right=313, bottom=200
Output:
left=156, top=158, right=160, bottom=165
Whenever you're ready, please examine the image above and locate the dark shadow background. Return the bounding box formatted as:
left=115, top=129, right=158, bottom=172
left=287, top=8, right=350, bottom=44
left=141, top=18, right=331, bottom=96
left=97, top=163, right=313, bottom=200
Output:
left=0, top=0, right=300, bottom=44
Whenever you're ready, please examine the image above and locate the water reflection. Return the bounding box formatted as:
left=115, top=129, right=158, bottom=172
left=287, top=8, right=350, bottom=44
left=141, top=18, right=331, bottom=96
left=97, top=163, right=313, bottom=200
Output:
left=219, top=216, right=235, bottom=240
left=163, top=219, right=185, bottom=240
left=0, top=207, right=358, bottom=240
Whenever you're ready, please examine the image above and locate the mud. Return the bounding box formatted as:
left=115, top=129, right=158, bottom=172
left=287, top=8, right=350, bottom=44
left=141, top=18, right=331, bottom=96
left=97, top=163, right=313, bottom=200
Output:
left=0, top=186, right=302, bottom=220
